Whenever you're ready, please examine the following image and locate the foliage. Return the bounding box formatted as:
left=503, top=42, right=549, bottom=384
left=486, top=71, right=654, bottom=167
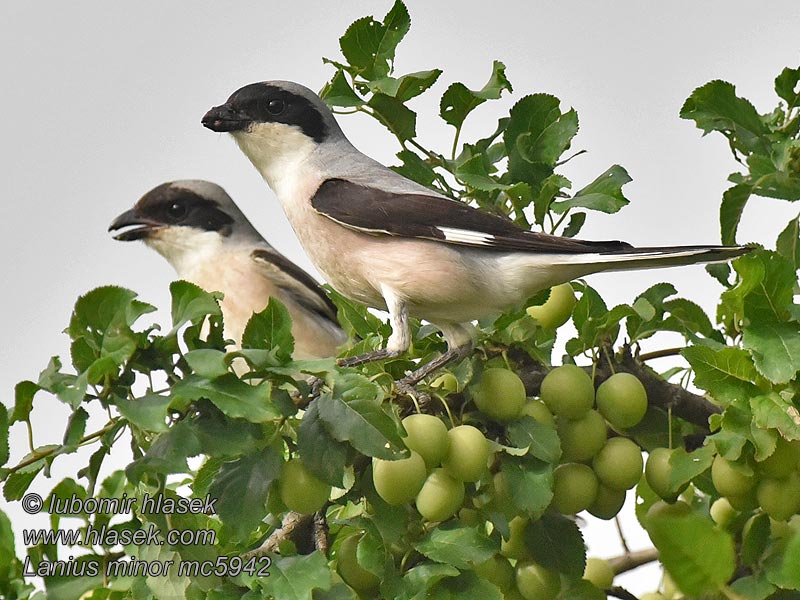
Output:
left=2, top=2, right=800, bottom=599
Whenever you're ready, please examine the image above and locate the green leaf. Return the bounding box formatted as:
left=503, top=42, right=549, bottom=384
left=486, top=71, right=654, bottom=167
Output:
left=320, top=70, right=364, bottom=108
left=172, top=374, right=280, bottom=423
left=742, top=321, right=800, bottom=384
left=338, top=0, right=410, bottom=80
left=524, top=513, right=586, bottom=578
left=776, top=214, right=800, bottom=268
left=775, top=66, right=800, bottom=109
left=392, top=150, right=437, bottom=188
left=500, top=457, right=553, bottom=517
left=646, top=511, right=735, bottom=595
left=430, top=571, right=504, bottom=600
left=719, top=183, right=752, bottom=245
left=37, top=357, right=87, bottom=409
left=517, top=108, right=579, bottom=166
left=298, top=400, right=350, bottom=487
left=209, top=446, right=280, bottom=538
left=454, top=153, right=507, bottom=192
left=184, top=349, right=229, bottom=379
left=327, top=288, right=386, bottom=340
left=3, top=463, right=43, bottom=500
left=170, top=280, right=222, bottom=331
left=0, top=404, right=7, bottom=468
left=414, top=524, right=496, bottom=569
left=371, top=69, right=442, bottom=102
left=12, top=380, right=39, bottom=423
left=680, top=79, right=771, bottom=156
left=62, top=407, right=88, bottom=452
left=750, top=392, right=800, bottom=441
left=317, top=382, right=404, bottom=459
left=114, top=393, right=171, bottom=432
left=43, top=555, right=105, bottom=600
left=270, top=552, right=332, bottom=600
left=126, top=420, right=201, bottom=481
left=681, top=346, right=759, bottom=404
left=741, top=512, right=770, bottom=567
left=668, top=445, right=714, bottom=489
left=440, top=61, right=511, bottom=129
left=767, top=530, right=800, bottom=589
left=506, top=417, right=561, bottom=463
left=367, top=93, right=416, bottom=141
left=552, top=165, right=631, bottom=215
left=241, top=298, right=295, bottom=363
left=561, top=212, right=586, bottom=238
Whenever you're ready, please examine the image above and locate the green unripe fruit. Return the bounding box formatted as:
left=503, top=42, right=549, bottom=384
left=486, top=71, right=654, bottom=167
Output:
left=279, top=459, right=331, bottom=514
left=583, top=557, right=615, bottom=589
left=402, top=414, right=449, bottom=468
left=470, top=368, right=526, bottom=423
left=336, top=534, right=379, bottom=592
left=726, top=488, right=760, bottom=512
left=645, top=448, right=686, bottom=502
left=520, top=399, right=556, bottom=427
left=593, top=437, right=643, bottom=490
left=711, top=456, right=756, bottom=497
left=709, top=497, right=737, bottom=528
left=372, top=451, right=427, bottom=505
left=552, top=463, right=598, bottom=514
left=431, top=372, right=459, bottom=393
left=442, top=425, right=490, bottom=482
left=500, top=516, right=530, bottom=560
left=540, top=364, right=595, bottom=420
left=526, top=283, right=576, bottom=330
left=596, top=372, right=648, bottom=430
left=515, top=561, right=561, bottom=600
left=588, top=484, right=626, bottom=520
left=473, top=555, right=515, bottom=591
left=558, top=410, right=607, bottom=462
left=416, top=468, right=465, bottom=522
left=756, top=472, right=800, bottom=521
left=758, top=438, right=800, bottom=479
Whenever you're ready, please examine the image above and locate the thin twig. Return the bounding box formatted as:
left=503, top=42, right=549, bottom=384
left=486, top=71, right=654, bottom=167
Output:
left=608, top=547, right=659, bottom=575
left=638, top=347, right=684, bottom=361
left=614, top=516, right=631, bottom=555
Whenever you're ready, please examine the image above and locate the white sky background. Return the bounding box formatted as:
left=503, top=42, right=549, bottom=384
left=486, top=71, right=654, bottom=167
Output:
left=1, top=0, right=799, bottom=595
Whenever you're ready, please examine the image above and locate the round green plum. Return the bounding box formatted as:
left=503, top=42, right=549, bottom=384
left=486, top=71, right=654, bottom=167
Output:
left=540, top=365, right=594, bottom=420
left=515, top=561, right=561, bottom=600
left=279, top=459, right=331, bottom=515
left=552, top=463, right=598, bottom=514
left=416, top=468, right=465, bottom=522
left=596, top=372, right=648, bottom=430
left=336, top=533, right=379, bottom=593
left=372, top=451, right=427, bottom=505
left=442, top=425, right=490, bottom=482
left=558, top=409, right=607, bottom=462
left=593, top=437, right=643, bottom=490
left=470, top=368, right=527, bottom=423
left=526, top=283, right=576, bottom=330
left=402, top=413, right=449, bottom=468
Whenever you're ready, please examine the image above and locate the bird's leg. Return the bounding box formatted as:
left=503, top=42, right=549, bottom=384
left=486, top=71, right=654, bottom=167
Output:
left=336, top=348, right=404, bottom=367
left=399, top=343, right=473, bottom=388
left=336, top=288, right=410, bottom=368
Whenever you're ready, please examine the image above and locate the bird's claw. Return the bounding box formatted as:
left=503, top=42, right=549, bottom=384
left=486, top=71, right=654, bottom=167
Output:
left=394, top=378, right=431, bottom=408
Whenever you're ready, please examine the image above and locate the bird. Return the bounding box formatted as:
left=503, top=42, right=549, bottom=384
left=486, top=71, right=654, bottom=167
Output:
left=201, top=80, right=751, bottom=385
left=109, top=179, right=346, bottom=359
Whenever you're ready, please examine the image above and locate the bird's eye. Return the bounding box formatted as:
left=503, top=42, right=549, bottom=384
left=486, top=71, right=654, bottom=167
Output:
left=167, top=202, right=187, bottom=220
left=267, top=99, right=285, bottom=115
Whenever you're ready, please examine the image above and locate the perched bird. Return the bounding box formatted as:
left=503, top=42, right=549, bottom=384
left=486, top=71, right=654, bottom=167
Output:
left=109, top=179, right=346, bottom=359
left=201, top=81, right=750, bottom=383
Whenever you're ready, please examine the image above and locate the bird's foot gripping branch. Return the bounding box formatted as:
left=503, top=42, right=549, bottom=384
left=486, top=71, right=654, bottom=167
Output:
left=3, top=2, right=800, bottom=599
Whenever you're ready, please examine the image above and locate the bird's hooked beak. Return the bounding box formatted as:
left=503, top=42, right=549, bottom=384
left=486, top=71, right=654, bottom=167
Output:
left=202, top=103, right=250, bottom=132
left=108, top=209, right=163, bottom=241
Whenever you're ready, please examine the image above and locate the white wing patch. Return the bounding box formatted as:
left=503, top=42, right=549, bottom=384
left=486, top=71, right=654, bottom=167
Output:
left=438, top=227, right=494, bottom=246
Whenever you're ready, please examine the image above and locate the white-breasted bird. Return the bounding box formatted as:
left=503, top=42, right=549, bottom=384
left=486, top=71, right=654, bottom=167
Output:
left=109, top=179, right=346, bottom=359
left=201, top=81, right=750, bottom=383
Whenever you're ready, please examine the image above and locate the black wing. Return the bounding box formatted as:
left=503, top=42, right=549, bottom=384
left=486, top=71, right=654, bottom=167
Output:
left=250, top=248, right=339, bottom=326
left=310, top=179, right=632, bottom=254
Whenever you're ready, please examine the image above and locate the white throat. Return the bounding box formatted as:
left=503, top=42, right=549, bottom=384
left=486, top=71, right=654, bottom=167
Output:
left=145, top=228, right=225, bottom=279
left=232, top=123, right=319, bottom=200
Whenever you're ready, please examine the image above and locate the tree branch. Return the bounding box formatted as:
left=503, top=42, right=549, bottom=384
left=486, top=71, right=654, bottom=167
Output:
left=609, top=547, right=659, bottom=575
left=608, top=587, right=640, bottom=600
